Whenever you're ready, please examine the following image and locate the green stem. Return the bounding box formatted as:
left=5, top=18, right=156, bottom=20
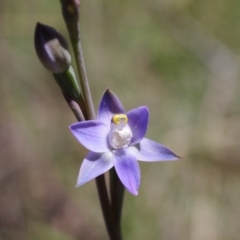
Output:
left=71, top=30, right=95, bottom=120
left=78, top=92, right=87, bottom=119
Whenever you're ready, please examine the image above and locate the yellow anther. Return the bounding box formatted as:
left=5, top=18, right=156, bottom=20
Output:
left=112, top=114, right=128, bottom=125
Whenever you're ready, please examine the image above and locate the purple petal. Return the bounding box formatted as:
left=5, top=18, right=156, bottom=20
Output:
left=127, top=106, right=149, bottom=145
left=114, top=148, right=140, bottom=195
left=76, top=151, right=114, bottom=187
left=136, top=138, right=180, bottom=162
left=98, top=89, right=125, bottom=124
left=69, top=120, right=110, bottom=152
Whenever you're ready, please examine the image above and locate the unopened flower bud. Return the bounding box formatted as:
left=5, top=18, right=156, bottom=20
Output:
left=34, top=22, right=71, bottom=73
left=60, top=0, right=80, bottom=39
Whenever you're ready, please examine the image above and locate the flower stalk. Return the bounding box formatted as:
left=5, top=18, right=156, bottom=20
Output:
left=60, top=1, right=120, bottom=239
left=110, top=168, right=124, bottom=239
left=62, top=92, right=85, bottom=121
left=60, top=0, right=95, bottom=120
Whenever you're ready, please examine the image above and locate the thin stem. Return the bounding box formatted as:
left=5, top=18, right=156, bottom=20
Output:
left=70, top=27, right=117, bottom=240
left=63, top=92, right=85, bottom=121
left=78, top=93, right=87, bottom=119
left=95, top=175, right=115, bottom=240
left=60, top=0, right=95, bottom=120
left=60, top=2, right=124, bottom=239
left=110, top=168, right=124, bottom=240
left=71, top=30, right=96, bottom=120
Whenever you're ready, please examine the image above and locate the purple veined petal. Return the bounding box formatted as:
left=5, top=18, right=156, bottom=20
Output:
left=97, top=89, right=125, bottom=124
left=135, top=138, right=180, bottom=162
left=76, top=151, right=114, bottom=187
left=114, top=148, right=141, bottom=196
left=127, top=106, right=149, bottom=145
left=69, top=120, right=110, bottom=152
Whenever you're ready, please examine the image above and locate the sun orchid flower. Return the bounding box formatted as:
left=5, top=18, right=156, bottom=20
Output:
left=69, top=89, right=179, bottom=195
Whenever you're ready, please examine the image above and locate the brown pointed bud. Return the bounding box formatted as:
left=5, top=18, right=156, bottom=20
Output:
left=59, top=0, right=80, bottom=40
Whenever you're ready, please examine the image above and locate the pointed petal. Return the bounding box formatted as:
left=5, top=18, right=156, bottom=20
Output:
left=69, top=120, right=110, bottom=152
left=76, top=151, right=114, bottom=187
left=98, top=89, right=125, bottom=124
left=136, top=138, right=180, bottom=162
left=114, top=148, right=140, bottom=196
left=127, top=106, right=149, bottom=145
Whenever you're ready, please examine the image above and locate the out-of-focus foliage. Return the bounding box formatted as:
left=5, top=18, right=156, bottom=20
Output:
left=0, top=0, right=240, bottom=239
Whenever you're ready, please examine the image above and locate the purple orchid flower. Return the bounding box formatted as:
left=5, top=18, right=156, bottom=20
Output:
left=69, top=89, right=179, bottom=195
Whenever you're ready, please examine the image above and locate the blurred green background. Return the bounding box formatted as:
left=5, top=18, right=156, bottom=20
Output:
left=1, top=0, right=240, bottom=239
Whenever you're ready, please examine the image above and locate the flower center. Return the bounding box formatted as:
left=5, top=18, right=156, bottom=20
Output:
left=109, top=114, right=133, bottom=149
